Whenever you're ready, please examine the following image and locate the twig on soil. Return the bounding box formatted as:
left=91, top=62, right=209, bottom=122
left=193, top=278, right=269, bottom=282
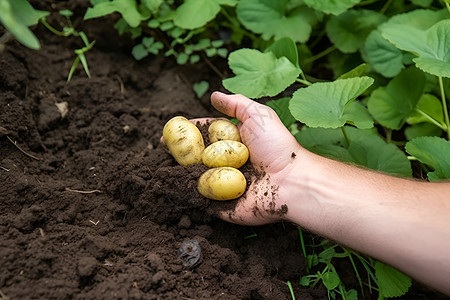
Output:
left=38, top=228, right=45, bottom=237
left=0, top=166, right=9, bottom=171
left=115, top=75, right=125, bottom=95
left=0, top=289, right=10, bottom=300
left=65, top=188, right=103, bottom=194
left=89, top=220, right=100, bottom=225
left=6, top=136, right=42, bottom=161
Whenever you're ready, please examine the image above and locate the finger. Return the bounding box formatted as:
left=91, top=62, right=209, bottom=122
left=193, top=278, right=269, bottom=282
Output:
left=211, top=91, right=275, bottom=123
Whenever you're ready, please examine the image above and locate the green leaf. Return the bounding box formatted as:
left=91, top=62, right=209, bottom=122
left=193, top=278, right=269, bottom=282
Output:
left=326, top=9, right=386, bottom=54
left=142, top=0, right=163, bottom=13
left=290, top=77, right=374, bottom=129
left=193, top=81, right=209, bottom=98
left=338, top=63, right=368, bottom=79
left=405, top=137, right=450, bottom=181
left=0, top=0, right=49, bottom=49
left=406, top=94, right=444, bottom=126
left=266, top=97, right=296, bottom=128
left=410, top=0, right=433, bottom=7
left=223, top=49, right=301, bottom=98
left=132, top=44, right=148, bottom=60
left=59, top=9, right=73, bottom=17
left=345, top=289, right=358, bottom=300
left=177, top=52, right=189, bottom=65
left=265, top=37, right=300, bottom=69
left=299, top=276, right=312, bottom=286
left=367, top=67, right=426, bottom=130
left=321, top=271, right=340, bottom=290
left=84, top=0, right=143, bottom=27
left=382, top=19, right=450, bottom=78
left=174, top=0, right=231, bottom=29
left=236, top=0, right=318, bottom=43
left=303, top=0, right=361, bottom=15
left=362, top=29, right=404, bottom=78
left=383, top=9, right=448, bottom=30
left=375, top=261, right=412, bottom=298
left=404, top=123, right=442, bottom=140
left=296, top=127, right=412, bottom=176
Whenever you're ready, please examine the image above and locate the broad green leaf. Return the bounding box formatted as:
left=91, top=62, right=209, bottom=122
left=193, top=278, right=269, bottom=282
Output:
left=173, top=0, right=226, bottom=29
left=375, top=261, right=411, bottom=298
left=326, top=9, right=386, bottom=53
left=382, top=19, right=450, bottom=78
left=0, top=0, right=49, bottom=49
left=236, top=0, right=318, bottom=43
left=338, top=63, right=368, bottom=79
left=266, top=97, right=296, bottom=128
left=405, top=137, right=450, bottom=181
left=223, top=49, right=301, bottom=98
left=265, top=37, right=299, bottom=68
left=383, top=9, right=448, bottom=30
left=321, top=271, right=340, bottom=290
left=193, top=81, right=209, bottom=98
left=290, top=77, right=374, bottom=129
left=303, top=0, right=361, bottom=15
left=345, top=289, right=358, bottom=300
left=404, top=123, right=442, bottom=140
left=362, top=29, right=404, bottom=77
left=367, top=67, right=426, bottom=130
left=296, top=127, right=412, bottom=176
left=84, top=0, right=143, bottom=27
left=319, top=247, right=336, bottom=262
left=406, top=94, right=444, bottom=126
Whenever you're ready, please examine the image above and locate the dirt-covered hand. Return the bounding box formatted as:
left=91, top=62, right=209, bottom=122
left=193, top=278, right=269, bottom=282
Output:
left=208, top=92, right=306, bottom=225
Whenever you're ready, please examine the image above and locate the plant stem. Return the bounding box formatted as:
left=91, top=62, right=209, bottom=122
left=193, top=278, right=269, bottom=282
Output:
left=379, top=0, right=394, bottom=14
left=295, top=78, right=312, bottom=86
left=445, top=0, right=450, bottom=14
left=303, top=46, right=336, bottom=65
left=286, top=281, right=296, bottom=300
left=438, top=76, right=450, bottom=139
left=298, top=227, right=309, bottom=272
left=407, top=156, right=418, bottom=161
left=341, top=126, right=350, bottom=147
left=40, top=18, right=70, bottom=37
left=414, top=108, right=446, bottom=131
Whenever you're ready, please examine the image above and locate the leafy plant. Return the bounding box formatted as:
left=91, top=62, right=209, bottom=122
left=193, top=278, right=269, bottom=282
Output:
left=41, top=9, right=96, bottom=82
left=83, top=0, right=232, bottom=65
left=219, top=0, right=450, bottom=298
left=0, top=0, right=49, bottom=50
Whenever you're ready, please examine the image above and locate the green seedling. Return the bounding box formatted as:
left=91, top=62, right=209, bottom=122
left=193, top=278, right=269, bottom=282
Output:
left=0, top=0, right=49, bottom=50
left=40, top=9, right=95, bottom=82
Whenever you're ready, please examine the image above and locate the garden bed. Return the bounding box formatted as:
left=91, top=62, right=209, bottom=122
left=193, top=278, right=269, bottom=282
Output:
left=0, top=1, right=447, bottom=299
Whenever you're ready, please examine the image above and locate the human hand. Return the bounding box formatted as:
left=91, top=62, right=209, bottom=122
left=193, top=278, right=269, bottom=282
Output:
left=207, top=92, right=306, bottom=225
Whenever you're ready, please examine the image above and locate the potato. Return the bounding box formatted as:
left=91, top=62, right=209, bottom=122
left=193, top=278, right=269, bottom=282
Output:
left=197, top=167, right=247, bottom=200
left=208, top=119, right=241, bottom=143
left=202, top=140, right=249, bottom=168
left=163, top=116, right=205, bottom=166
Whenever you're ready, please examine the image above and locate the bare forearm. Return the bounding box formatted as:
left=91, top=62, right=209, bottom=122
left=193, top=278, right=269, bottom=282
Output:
left=283, top=151, right=450, bottom=294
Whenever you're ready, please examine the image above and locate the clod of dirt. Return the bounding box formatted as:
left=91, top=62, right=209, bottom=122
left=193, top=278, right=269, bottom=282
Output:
left=178, top=240, right=202, bottom=268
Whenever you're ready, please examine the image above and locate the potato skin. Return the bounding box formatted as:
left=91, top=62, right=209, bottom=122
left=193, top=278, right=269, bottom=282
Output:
left=197, top=167, right=246, bottom=200
left=202, top=140, right=249, bottom=168
left=163, top=116, right=205, bottom=166
left=208, top=119, right=241, bottom=143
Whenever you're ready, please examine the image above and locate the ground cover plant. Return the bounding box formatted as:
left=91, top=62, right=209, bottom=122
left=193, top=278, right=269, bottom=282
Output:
left=1, top=0, right=449, bottom=299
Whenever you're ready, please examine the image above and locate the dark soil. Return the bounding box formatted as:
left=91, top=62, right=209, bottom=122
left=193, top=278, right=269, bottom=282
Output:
left=0, top=2, right=447, bottom=300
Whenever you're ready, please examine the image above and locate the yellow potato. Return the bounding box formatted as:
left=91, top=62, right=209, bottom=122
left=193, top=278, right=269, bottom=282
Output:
left=208, top=119, right=241, bottom=143
left=163, top=116, right=205, bottom=166
left=202, top=140, right=249, bottom=168
left=197, top=167, right=247, bottom=200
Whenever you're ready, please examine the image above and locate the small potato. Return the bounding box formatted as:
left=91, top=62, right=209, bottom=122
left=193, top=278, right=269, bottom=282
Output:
left=163, top=116, right=205, bottom=166
left=202, top=140, right=249, bottom=168
left=208, top=119, right=241, bottom=143
left=197, top=167, right=246, bottom=200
